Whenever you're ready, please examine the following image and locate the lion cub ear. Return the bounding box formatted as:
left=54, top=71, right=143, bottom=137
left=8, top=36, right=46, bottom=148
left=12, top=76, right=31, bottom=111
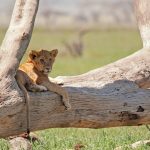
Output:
left=50, top=49, right=58, bottom=57
left=29, top=50, right=38, bottom=60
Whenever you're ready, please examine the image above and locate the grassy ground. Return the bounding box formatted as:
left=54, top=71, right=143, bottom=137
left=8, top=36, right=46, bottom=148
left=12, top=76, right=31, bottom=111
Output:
left=0, top=28, right=150, bottom=150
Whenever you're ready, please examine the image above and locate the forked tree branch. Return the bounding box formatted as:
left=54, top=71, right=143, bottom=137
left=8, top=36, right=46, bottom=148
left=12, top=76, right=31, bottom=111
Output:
left=0, top=48, right=150, bottom=138
left=135, top=0, right=150, bottom=48
left=0, top=0, right=39, bottom=77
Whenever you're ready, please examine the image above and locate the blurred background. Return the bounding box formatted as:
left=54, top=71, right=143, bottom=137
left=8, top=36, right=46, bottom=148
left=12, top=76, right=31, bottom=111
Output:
left=0, top=0, right=142, bottom=77
left=1, top=0, right=136, bottom=29
left=0, top=1, right=148, bottom=150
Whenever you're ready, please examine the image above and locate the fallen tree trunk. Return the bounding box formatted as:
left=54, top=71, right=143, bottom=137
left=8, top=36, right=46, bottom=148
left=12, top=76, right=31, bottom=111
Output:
left=0, top=0, right=40, bottom=138
left=0, top=0, right=150, bottom=138
left=0, top=47, right=150, bottom=138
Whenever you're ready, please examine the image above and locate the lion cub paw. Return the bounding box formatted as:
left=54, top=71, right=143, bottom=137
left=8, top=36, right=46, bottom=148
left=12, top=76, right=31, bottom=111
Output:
left=38, top=85, right=47, bottom=92
left=50, top=77, right=64, bottom=85
left=55, top=78, right=64, bottom=85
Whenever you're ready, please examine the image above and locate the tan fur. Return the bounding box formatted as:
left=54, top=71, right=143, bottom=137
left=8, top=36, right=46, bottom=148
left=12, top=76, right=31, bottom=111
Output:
left=15, top=49, right=71, bottom=133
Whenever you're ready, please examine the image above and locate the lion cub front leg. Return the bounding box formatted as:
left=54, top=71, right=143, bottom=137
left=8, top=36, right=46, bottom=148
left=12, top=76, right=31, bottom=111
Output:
left=41, top=80, right=71, bottom=110
left=27, top=83, right=47, bottom=92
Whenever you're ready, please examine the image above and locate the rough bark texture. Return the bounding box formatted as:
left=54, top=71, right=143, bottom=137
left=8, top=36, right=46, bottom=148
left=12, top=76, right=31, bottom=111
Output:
left=0, top=48, right=150, bottom=138
left=0, top=0, right=39, bottom=138
left=0, top=0, right=39, bottom=76
left=0, top=0, right=150, bottom=139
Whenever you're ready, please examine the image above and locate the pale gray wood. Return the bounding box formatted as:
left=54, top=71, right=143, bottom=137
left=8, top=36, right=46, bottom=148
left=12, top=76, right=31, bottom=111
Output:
left=0, top=0, right=40, bottom=139
left=135, top=0, right=150, bottom=48
left=0, top=0, right=39, bottom=77
left=0, top=48, right=150, bottom=138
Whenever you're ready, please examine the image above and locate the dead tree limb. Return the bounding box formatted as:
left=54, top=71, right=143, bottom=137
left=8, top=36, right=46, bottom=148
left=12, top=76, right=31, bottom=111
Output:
left=0, top=0, right=150, bottom=139
left=0, top=0, right=40, bottom=137
left=1, top=47, right=150, bottom=138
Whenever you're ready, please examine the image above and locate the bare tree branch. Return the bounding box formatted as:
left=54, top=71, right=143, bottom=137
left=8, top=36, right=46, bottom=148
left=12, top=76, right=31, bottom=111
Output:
left=0, top=0, right=40, bottom=139
left=135, top=0, right=150, bottom=48
left=0, top=0, right=39, bottom=77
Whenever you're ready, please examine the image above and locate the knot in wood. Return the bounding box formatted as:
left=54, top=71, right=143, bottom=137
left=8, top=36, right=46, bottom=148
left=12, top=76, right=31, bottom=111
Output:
left=21, top=32, right=29, bottom=40
left=137, top=106, right=144, bottom=112
left=119, top=111, right=139, bottom=122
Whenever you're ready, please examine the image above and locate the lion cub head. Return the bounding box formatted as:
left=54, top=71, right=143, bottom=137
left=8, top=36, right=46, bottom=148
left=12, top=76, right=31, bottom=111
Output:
left=29, top=49, right=58, bottom=75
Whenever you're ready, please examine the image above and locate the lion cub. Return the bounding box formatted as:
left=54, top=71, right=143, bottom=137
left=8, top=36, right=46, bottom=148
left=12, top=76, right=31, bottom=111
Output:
left=16, top=49, right=71, bottom=109
left=15, top=49, right=71, bottom=134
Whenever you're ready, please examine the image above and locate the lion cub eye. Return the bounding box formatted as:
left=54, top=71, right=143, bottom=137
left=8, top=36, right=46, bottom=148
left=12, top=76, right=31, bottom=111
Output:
left=40, top=59, right=44, bottom=63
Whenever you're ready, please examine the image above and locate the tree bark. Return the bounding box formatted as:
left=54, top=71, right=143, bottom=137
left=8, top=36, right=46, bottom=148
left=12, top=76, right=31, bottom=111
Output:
left=0, top=0, right=39, bottom=137
left=0, top=0, right=150, bottom=138
left=0, top=47, right=150, bottom=138
left=135, top=0, right=150, bottom=48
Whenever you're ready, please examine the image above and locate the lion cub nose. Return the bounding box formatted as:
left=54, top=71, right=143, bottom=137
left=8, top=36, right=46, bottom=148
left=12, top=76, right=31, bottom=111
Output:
left=46, top=67, right=51, bottom=71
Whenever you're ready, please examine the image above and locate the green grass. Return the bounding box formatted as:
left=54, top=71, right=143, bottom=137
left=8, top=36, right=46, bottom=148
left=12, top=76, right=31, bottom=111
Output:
left=0, top=28, right=149, bottom=150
